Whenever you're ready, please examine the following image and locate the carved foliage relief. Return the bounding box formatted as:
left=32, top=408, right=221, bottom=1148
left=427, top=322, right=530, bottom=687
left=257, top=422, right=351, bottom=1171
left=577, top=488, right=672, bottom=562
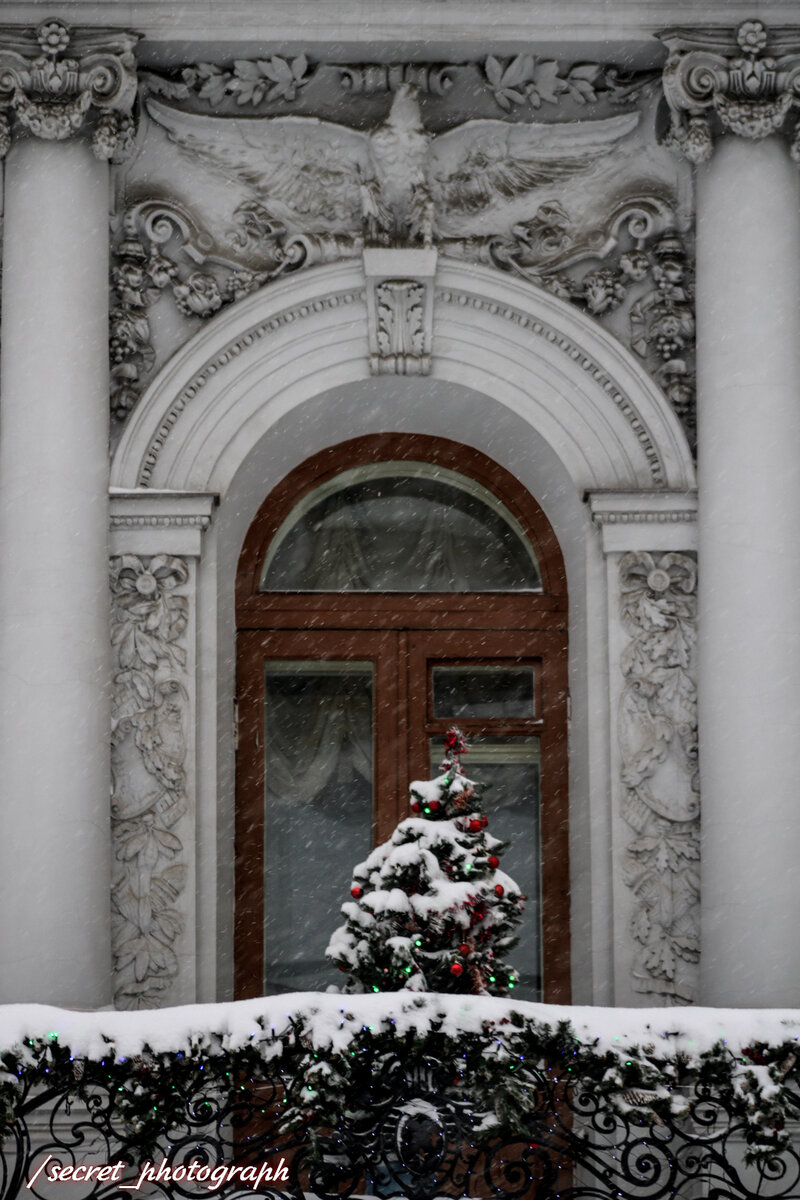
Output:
left=618, top=552, right=700, bottom=1005
left=373, top=280, right=428, bottom=374
left=110, top=554, right=190, bottom=1009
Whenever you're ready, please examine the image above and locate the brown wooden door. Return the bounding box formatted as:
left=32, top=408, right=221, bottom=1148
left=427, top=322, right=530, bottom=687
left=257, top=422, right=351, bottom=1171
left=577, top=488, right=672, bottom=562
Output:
left=234, top=434, right=570, bottom=1003
left=235, top=625, right=569, bottom=1001
left=235, top=628, right=401, bottom=998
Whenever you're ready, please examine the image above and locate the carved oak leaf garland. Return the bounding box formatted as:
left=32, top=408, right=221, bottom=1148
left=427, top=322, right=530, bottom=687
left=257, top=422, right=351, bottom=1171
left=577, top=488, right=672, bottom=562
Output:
left=110, top=554, right=190, bottom=1010
left=143, top=55, right=314, bottom=107
left=618, top=551, right=700, bottom=1005
left=482, top=54, right=659, bottom=112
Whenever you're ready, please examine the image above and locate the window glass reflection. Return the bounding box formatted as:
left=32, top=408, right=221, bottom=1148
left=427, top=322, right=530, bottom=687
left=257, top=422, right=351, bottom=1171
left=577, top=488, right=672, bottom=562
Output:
left=262, top=466, right=541, bottom=592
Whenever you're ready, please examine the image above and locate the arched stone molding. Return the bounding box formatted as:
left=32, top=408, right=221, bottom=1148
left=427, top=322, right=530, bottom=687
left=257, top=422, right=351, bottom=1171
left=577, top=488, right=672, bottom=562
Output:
left=112, top=258, right=695, bottom=496
left=109, top=256, right=696, bottom=1008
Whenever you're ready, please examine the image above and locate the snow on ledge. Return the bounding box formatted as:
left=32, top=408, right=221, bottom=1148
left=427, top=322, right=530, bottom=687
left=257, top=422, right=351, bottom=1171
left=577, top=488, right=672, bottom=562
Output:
left=1, top=994, right=800, bottom=1061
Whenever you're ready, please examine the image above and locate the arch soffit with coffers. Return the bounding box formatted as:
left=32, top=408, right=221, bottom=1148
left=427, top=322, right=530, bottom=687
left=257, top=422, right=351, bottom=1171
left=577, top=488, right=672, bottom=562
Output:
left=110, top=258, right=696, bottom=495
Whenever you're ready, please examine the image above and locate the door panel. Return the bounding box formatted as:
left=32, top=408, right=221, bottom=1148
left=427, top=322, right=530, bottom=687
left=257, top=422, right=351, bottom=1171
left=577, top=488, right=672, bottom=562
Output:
left=235, top=630, right=401, bottom=998
left=237, top=627, right=569, bottom=1001
left=409, top=629, right=570, bottom=1002
left=263, top=659, right=374, bottom=992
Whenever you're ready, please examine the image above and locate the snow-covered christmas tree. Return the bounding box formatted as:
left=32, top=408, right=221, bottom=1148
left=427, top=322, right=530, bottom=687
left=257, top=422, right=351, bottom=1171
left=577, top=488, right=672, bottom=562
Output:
left=326, top=729, right=525, bottom=995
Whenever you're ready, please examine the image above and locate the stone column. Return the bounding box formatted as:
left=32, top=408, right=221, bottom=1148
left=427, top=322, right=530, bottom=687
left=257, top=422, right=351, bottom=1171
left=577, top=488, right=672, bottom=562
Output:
left=696, top=137, right=800, bottom=1007
left=662, top=22, right=800, bottom=1005
left=0, top=20, right=137, bottom=1005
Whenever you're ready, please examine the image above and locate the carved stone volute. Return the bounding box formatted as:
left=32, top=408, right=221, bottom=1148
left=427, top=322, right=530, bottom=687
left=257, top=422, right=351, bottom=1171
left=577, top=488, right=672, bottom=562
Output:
left=0, top=19, right=139, bottom=159
left=659, top=21, right=800, bottom=162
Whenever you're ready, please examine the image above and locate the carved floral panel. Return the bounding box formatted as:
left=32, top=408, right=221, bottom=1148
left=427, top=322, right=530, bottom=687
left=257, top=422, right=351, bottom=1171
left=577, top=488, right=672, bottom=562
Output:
left=618, top=551, right=700, bottom=1005
left=110, top=554, right=191, bottom=1010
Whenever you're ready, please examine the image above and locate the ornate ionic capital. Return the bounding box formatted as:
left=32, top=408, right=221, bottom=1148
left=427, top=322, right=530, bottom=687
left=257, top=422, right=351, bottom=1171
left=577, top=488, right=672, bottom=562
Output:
left=659, top=21, right=800, bottom=163
left=0, top=19, right=139, bottom=160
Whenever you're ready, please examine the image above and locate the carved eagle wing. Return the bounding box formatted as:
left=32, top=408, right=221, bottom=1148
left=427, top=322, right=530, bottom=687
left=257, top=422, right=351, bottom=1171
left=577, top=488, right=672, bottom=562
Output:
left=429, top=112, right=640, bottom=216
left=146, top=98, right=373, bottom=231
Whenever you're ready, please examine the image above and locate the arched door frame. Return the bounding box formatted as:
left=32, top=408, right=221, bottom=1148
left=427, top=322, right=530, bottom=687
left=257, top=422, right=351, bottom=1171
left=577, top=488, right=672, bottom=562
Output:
left=108, top=258, right=696, bottom=1007
left=234, top=434, right=570, bottom=1001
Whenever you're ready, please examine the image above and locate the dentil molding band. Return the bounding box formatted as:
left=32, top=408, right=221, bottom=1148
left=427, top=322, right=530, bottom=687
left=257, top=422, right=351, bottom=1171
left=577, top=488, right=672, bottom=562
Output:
left=136, top=290, right=364, bottom=486
left=130, top=281, right=670, bottom=488
left=437, top=288, right=666, bottom=484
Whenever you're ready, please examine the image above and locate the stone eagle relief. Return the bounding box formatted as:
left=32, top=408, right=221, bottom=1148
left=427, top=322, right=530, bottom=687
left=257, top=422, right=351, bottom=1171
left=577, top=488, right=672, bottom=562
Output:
left=144, top=84, right=640, bottom=249
left=111, top=78, right=691, bottom=432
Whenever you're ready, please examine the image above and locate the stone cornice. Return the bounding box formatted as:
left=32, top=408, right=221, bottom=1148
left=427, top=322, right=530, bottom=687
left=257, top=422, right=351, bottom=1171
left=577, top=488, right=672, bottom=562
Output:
left=659, top=20, right=800, bottom=162
left=110, top=489, right=217, bottom=555
left=588, top=489, right=697, bottom=552
left=0, top=18, right=139, bottom=158
left=0, top=3, right=798, bottom=52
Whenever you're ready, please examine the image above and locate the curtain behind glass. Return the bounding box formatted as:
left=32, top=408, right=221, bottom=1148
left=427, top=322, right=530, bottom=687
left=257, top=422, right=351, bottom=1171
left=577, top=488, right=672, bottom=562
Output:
left=263, top=475, right=541, bottom=592
left=264, top=664, right=373, bottom=993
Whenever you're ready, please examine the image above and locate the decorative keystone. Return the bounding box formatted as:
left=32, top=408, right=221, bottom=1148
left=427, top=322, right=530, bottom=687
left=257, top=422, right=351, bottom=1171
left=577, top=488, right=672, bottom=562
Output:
left=363, top=247, right=437, bottom=376
left=0, top=19, right=139, bottom=160
left=659, top=21, right=800, bottom=163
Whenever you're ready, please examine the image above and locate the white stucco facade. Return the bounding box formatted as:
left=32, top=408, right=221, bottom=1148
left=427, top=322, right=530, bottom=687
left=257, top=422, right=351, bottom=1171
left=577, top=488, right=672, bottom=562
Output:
left=0, top=0, right=796, bottom=1014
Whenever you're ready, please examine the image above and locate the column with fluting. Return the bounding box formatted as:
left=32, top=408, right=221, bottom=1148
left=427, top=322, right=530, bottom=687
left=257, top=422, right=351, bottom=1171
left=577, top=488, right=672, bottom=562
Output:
left=662, top=22, right=800, bottom=1006
left=0, top=20, right=137, bottom=1005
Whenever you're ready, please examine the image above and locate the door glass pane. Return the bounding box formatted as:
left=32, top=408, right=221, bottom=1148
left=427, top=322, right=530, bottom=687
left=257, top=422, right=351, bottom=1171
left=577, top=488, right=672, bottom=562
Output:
left=264, top=661, right=373, bottom=993
left=429, top=736, right=541, bottom=1000
left=261, top=464, right=541, bottom=592
left=433, top=665, right=536, bottom=719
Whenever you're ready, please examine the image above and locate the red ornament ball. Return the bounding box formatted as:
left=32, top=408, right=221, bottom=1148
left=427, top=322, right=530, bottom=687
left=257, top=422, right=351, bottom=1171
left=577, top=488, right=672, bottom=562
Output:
left=458, top=943, right=470, bottom=956
left=450, top=961, right=464, bottom=977
left=429, top=800, right=441, bottom=813
left=444, top=729, right=466, bottom=756
left=351, top=886, right=363, bottom=899
left=468, top=818, right=482, bottom=832
left=494, top=884, right=505, bottom=897
left=481, top=815, right=489, bottom=828
left=411, top=800, right=421, bottom=813
left=488, top=855, right=500, bottom=869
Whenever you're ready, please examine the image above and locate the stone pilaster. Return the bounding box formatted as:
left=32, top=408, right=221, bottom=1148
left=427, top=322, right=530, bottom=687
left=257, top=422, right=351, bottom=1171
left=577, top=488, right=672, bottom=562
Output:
left=109, top=492, right=216, bottom=1009
left=660, top=20, right=800, bottom=163
left=0, top=19, right=138, bottom=160
left=590, top=492, right=699, bottom=1006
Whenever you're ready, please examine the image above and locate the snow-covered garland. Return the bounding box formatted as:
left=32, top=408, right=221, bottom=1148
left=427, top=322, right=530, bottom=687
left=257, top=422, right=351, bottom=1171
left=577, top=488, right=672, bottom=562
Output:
left=1, top=995, right=800, bottom=1163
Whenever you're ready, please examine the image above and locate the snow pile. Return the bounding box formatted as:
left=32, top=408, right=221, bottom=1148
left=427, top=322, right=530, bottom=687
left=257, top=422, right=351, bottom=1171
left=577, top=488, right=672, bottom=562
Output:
left=1, top=993, right=800, bottom=1062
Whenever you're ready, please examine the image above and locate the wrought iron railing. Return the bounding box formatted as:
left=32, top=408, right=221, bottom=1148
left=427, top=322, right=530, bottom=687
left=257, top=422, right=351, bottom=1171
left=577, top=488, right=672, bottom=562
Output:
left=1, top=999, right=799, bottom=1200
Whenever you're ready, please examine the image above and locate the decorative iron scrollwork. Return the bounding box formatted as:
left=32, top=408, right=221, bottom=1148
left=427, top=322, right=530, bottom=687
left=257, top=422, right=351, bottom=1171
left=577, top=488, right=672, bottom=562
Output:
left=2, top=1045, right=800, bottom=1200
